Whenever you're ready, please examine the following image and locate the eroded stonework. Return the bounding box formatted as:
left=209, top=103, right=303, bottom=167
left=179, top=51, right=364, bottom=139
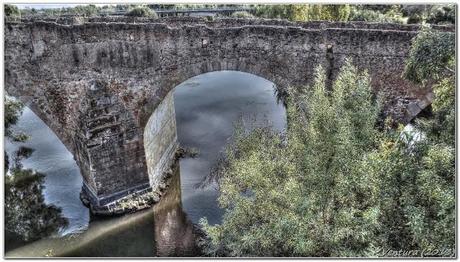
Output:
left=4, top=16, right=454, bottom=213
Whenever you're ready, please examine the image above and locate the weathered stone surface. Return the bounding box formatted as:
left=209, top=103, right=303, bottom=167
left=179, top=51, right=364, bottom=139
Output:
left=4, top=17, right=453, bottom=213
left=144, top=92, right=178, bottom=192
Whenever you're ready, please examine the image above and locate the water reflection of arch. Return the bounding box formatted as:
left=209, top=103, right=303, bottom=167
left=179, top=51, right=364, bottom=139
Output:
left=153, top=164, right=200, bottom=257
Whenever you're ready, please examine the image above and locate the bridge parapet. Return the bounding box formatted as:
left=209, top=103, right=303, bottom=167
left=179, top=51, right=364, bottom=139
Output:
left=9, top=16, right=454, bottom=32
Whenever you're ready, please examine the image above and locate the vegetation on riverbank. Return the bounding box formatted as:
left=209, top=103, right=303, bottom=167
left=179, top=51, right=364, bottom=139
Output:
left=254, top=4, right=351, bottom=22
left=199, top=28, right=455, bottom=257
left=6, top=4, right=455, bottom=26
left=5, top=98, right=29, bottom=142
left=4, top=98, right=68, bottom=248
left=252, top=4, right=454, bottom=24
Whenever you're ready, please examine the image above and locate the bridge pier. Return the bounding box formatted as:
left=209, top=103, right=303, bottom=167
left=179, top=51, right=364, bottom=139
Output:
left=76, top=81, right=178, bottom=215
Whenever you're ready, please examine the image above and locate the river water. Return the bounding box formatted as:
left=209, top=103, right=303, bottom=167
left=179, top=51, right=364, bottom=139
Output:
left=4, top=71, right=286, bottom=257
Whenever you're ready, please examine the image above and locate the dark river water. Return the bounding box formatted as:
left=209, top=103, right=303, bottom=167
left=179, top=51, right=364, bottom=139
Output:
left=4, top=71, right=286, bottom=257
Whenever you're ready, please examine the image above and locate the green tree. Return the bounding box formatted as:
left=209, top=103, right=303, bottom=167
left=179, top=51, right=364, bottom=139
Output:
left=5, top=97, right=23, bottom=136
left=308, top=5, right=351, bottom=21
left=255, top=4, right=350, bottom=22
left=363, top=123, right=455, bottom=254
left=5, top=97, right=29, bottom=142
left=286, top=62, right=381, bottom=256
left=363, top=26, right=456, bottom=254
left=350, top=5, right=405, bottom=23
left=72, top=4, right=99, bottom=16
left=409, top=144, right=455, bottom=250
left=4, top=96, right=24, bottom=171
left=288, top=4, right=309, bottom=21
left=201, top=60, right=382, bottom=257
left=404, top=29, right=455, bottom=84
left=125, top=6, right=158, bottom=18
left=363, top=131, right=422, bottom=251
left=405, top=28, right=455, bottom=251
left=406, top=29, right=454, bottom=154
left=426, top=4, right=455, bottom=24
left=404, top=28, right=455, bottom=144
left=5, top=4, right=20, bottom=17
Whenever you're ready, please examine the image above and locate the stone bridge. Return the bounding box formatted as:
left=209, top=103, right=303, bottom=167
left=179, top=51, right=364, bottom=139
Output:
left=5, top=17, right=452, bottom=214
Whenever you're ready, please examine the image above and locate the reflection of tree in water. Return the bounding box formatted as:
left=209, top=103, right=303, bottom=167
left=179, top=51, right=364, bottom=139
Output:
left=5, top=167, right=68, bottom=243
left=153, top=164, right=203, bottom=257
left=4, top=97, right=68, bottom=250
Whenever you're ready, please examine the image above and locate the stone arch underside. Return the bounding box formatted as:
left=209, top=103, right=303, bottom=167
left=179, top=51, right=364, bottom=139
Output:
left=5, top=18, right=447, bottom=212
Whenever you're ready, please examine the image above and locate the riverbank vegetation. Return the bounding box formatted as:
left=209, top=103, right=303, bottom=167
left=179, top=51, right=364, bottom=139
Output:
left=199, top=28, right=455, bottom=257
left=252, top=4, right=454, bottom=24
left=5, top=98, right=28, bottom=142
left=254, top=4, right=351, bottom=22
left=7, top=4, right=455, bottom=26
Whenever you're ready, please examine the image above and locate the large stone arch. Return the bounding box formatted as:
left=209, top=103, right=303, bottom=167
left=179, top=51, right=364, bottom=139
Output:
left=5, top=17, right=451, bottom=213
left=142, top=64, right=285, bottom=195
left=137, top=55, right=300, bottom=128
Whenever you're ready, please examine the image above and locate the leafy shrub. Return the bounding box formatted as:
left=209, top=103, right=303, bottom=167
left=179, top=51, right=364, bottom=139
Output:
left=72, top=4, right=98, bottom=16
left=5, top=4, right=20, bottom=18
left=5, top=97, right=24, bottom=139
left=307, top=4, right=351, bottom=21
left=407, top=13, right=423, bottom=24
left=350, top=7, right=405, bottom=23
left=404, top=29, right=455, bottom=83
left=426, top=4, right=455, bottom=24
left=255, top=4, right=350, bottom=22
left=200, top=60, right=382, bottom=256
left=125, top=6, right=158, bottom=18
left=200, top=56, right=455, bottom=257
